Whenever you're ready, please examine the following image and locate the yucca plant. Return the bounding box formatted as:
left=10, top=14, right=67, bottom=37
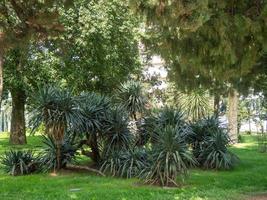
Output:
left=189, top=116, right=221, bottom=157
left=190, top=116, right=239, bottom=169
left=116, top=80, right=147, bottom=120
left=152, top=107, right=193, bottom=143
left=136, top=107, right=192, bottom=146
left=77, top=92, right=111, bottom=163
left=78, top=92, right=111, bottom=133
left=102, top=106, right=133, bottom=156
left=201, top=130, right=239, bottom=169
left=156, top=106, right=185, bottom=128
left=100, top=148, right=147, bottom=178
left=0, top=150, right=40, bottom=176
left=178, top=89, right=211, bottom=122
left=140, top=126, right=197, bottom=187
left=135, top=116, right=155, bottom=146
left=40, top=135, right=77, bottom=171
left=30, top=86, right=84, bottom=170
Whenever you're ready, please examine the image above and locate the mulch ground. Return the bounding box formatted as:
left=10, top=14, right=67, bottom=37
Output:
left=248, top=194, right=267, bottom=200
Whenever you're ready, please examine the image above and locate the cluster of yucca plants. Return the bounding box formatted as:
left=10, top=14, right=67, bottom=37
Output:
left=1, top=82, right=239, bottom=186
left=28, top=84, right=140, bottom=171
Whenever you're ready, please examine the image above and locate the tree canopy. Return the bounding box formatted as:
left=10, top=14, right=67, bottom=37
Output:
left=54, top=0, right=141, bottom=93
left=131, top=0, right=267, bottom=93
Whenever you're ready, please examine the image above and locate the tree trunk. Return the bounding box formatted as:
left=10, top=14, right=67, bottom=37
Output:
left=9, top=88, right=27, bottom=145
left=228, top=88, right=238, bottom=143
left=90, top=134, right=100, bottom=163
left=214, top=94, right=220, bottom=116
left=0, top=49, right=3, bottom=107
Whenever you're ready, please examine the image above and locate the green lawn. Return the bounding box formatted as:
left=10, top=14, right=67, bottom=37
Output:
left=0, top=133, right=266, bottom=200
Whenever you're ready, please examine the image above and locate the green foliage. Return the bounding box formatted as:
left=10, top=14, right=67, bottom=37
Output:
left=100, top=148, right=147, bottom=178
left=0, top=150, right=40, bottom=176
left=116, top=80, right=147, bottom=119
left=0, top=134, right=264, bottom=199
left=190, top=116, right=239, bottom=169
left=140, top=126, right=197, bottom=186
left=57, top=0, right=141, bottom=93
left=40, top=135, right=77, bottom=171
left=132, top=0, right=267, bottom=93
left=4, top=46, right=59, bottom=94
left=0, top=0, right=72, bottom=49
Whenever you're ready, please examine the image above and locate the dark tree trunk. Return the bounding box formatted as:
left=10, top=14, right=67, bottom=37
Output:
left=90, top=134, right=100, bottom=163
left=9, top=88, right=27, bottom=145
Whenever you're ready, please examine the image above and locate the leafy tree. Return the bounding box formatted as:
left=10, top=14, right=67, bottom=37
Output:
left=56, top=0, right=141, bottom=93
left=131, top=0, right=267, bottom=142
left=0, top=0, right=72, bottom=105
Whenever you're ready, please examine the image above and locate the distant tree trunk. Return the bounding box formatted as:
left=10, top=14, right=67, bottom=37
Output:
left=0, top=48, right=3, bottom=107
left=228, top=88, right=238, bottom=143
left=214, top=94, right=220, bottom=116
left=9, top=88, right=27, bottom=145
left=248, top=118, right=252, bottom=133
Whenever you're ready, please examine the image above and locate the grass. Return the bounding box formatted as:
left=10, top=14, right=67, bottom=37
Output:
left=0, top=133, right=267, bottom=200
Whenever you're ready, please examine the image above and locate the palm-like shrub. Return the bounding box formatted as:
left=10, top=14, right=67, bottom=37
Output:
left=100, top=148, right=147, bottom=178
left=116, top=80, right=146, bottom=120
left=190, top=116, right=239, bottom=169
left=77, top=92, right=111, bottom=163
left=135, top=117, right=154, bottom=146
left=102, top=107, right=133, bottom=155
left=78, top=92, right=111, bottom=133
left=40, top=136, right=77, bottom=171
left=189, top=116, right=219, bottom=158
left=0, top=150, right=40, bottom=176
left=178, top=89, right=210, bottom=122
left=156, top=106, right=185, bottom=128
left=30, top=86, right=84, bottom=169
left=140, top=126, right=197, bottom=186
left=136, top=107, right=192, bottom=145
left=200, top=130, right=239, bottom=169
